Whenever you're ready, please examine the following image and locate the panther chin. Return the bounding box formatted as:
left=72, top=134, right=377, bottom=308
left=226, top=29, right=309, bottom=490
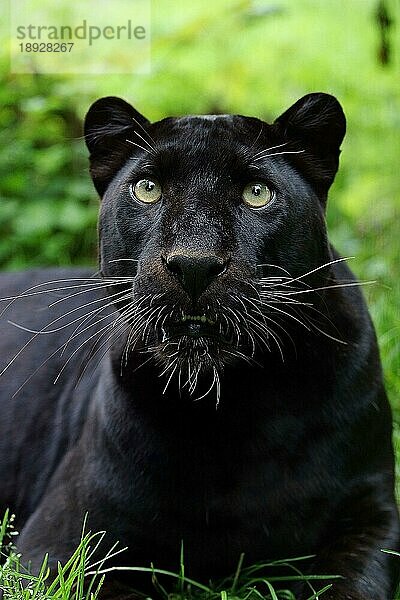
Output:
left=146, top=312, right=241, bottom=402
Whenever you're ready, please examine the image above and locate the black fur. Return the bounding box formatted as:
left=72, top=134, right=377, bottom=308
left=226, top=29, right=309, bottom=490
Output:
left=0, top=93, right=398, bottom=599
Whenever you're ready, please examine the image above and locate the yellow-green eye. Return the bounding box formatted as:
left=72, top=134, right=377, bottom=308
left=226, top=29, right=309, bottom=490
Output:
left=242, top=182, right=273, bottom=208
left=130, top=179, right=162, bottom=204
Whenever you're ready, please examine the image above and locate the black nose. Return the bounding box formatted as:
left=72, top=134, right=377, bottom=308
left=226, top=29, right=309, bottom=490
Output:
left=165, top=254, right=229, bottom=302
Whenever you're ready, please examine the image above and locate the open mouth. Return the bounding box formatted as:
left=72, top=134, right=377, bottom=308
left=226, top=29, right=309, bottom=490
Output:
left=161, top=313, right=222, bottom=342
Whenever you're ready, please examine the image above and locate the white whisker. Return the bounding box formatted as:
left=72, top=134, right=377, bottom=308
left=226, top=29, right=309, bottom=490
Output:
left=251, top=149, right=305, bottom=163
left=251, top=142, right=289, bottom=158
left=133, top=130, right=156, bottom=153
left=126, top=139, right=151, bottom=154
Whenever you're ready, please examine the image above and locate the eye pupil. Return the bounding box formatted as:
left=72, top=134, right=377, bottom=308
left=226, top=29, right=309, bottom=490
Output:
left=145, top=181, right=155, bottom=192
left=253, top=185, right=261, bottom=196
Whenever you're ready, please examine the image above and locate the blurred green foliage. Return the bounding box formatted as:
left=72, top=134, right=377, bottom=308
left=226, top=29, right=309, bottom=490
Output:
left=0, top=77, right=98, bottom=267
left=0, top=0, right=399, bottom=470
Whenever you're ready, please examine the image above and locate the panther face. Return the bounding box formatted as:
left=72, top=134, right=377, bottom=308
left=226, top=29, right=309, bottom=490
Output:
left=84, top=93, right=345, bottom=400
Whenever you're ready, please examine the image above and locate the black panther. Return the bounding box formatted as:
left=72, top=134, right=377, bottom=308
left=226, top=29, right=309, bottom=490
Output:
left=0, top=93, right=398, bottom=599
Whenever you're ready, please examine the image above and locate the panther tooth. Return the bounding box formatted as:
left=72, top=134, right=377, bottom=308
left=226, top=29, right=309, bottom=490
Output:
left=180, top=314, right=215, bottom=324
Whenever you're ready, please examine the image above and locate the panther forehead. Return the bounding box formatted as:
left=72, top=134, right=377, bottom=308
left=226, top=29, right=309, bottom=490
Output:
left=166, top=114, right=246, bottom=137
left=177, top=114, right=235, bottom=122
left=186, top=114, right=232, bottom=121
left=150, top=113, right=262, bottom=156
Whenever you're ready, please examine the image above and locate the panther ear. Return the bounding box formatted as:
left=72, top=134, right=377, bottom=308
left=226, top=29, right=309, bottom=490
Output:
left=84, top=96, right=150, bottom=196
left=273, top=93, right=346, bottom=197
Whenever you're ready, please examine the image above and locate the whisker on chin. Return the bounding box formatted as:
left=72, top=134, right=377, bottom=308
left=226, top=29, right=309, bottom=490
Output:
left=162, top=359, right=179, bottom=395
left=194, top=366, right=220, bottom=407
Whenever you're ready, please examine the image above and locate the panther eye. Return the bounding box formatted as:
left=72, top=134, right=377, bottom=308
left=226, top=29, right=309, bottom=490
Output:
left=242, top=182, right=273, bottom=208
left=130, top=179, right=162, bottom=204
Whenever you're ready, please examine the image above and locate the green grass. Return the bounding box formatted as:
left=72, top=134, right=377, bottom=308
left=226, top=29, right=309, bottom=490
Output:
left=1, top=512, right=399, bottom=600
left=0, top=511, right=345, bottom=600
left=0, top=511, right=105, bottom=600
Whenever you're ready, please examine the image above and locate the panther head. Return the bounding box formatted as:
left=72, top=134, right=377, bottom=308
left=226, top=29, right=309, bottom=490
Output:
left=84, top=93, right=346, bottom=401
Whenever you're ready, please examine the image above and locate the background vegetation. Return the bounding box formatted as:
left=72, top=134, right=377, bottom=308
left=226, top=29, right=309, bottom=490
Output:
left=0, top=0, right=399, bottom=594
